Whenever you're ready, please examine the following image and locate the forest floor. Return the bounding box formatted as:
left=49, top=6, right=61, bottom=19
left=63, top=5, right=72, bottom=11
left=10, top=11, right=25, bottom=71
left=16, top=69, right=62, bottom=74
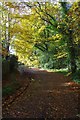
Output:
left=2, top=68, right=80, bottom=119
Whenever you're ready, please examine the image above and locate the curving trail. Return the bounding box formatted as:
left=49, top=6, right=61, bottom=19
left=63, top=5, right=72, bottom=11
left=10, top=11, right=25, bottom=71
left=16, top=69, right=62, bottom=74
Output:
left=3, top=68, right=80, bottom=119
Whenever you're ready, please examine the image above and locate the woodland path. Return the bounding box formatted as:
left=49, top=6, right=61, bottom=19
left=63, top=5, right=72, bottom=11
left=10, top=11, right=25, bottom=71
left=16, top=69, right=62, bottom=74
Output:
left=3, top=68, right=80, bottom=119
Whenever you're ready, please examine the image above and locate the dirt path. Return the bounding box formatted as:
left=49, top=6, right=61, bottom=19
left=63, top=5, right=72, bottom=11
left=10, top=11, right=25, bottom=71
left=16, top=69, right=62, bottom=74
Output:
left=3, top=68, right=80, bottom=119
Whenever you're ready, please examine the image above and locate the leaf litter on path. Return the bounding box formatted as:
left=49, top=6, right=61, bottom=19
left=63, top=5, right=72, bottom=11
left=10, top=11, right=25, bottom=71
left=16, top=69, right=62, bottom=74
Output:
left=2, top=68, right=80, bottom=119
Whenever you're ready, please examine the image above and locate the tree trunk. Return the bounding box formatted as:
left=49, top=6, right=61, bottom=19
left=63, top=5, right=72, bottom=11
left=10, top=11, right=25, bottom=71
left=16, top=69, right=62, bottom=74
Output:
left=6, top=11, right=11, bottom=59
left=67, top=30, right=77, bottom=73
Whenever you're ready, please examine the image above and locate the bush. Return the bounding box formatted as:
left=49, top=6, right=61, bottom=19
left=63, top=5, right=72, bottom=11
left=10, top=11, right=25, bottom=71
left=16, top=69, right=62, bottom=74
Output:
left=9, top=55, right=18, bottom=72
left=2, top=59, right=10, bottom=76
left=72, top=70, right=80, bottom=83
left=2, top=54, right=18, bottom=76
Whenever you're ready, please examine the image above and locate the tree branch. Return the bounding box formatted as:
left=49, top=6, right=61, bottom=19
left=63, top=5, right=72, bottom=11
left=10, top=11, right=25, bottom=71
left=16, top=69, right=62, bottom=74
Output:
left=35, top=43, right=48, bottom=52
